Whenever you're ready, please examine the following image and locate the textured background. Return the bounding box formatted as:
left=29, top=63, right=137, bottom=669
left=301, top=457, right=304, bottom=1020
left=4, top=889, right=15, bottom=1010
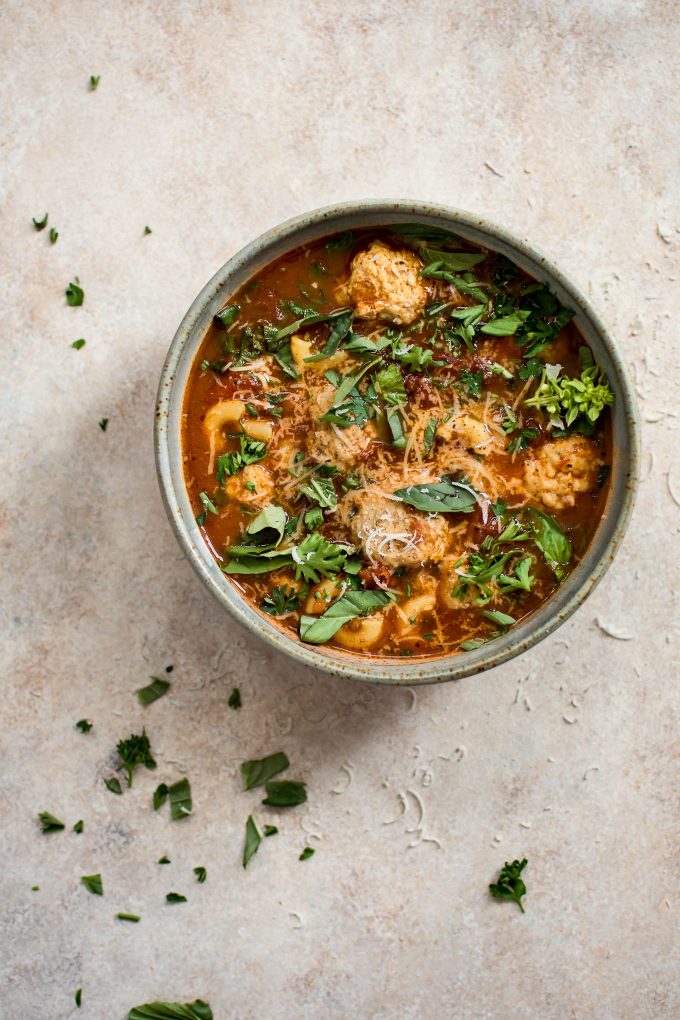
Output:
left=1, top=2, right=679, bottom=1018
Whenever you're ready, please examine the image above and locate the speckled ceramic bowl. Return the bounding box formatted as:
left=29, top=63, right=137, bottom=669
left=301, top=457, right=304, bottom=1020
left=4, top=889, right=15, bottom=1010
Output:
left=155, top=201, right=640, bottom=685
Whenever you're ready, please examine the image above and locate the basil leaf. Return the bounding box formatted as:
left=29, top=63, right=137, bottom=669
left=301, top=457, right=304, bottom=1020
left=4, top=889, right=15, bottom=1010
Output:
left=423, top=418, right=438, bottom=455
left=332, top=357, right=382, bottom=407
left=198, top=491, right=218, bottom=516
left=243, top=814, right=262, bottom=869
left=244, top=505, right=287, bottom=547
left=222, top=550, right=293, bottom=575
left=304, top=310, right=353, bottom=362
left=261, top=780, right=307, bottom=807
left=421, top=249, right=486, bottom=272
left=299, top=590, right=394, bottom=645
left=153, top=783, right=169, bottom=811
left=375, top=363, right=406, bottom=405
left=241, top=751, right=289, bottom=790
left=480, top=311, right=531, bottom=336
left=393, top=478, right=480, bottom=514
left=264, top=825, right=278, bottom=837
left=298, top=475, right=337, bottom=511
left=73, top=819, right=84, bottom=833
left=128, top=1002, right=213, bottom=1020
left=214, top=305, right=240, bottom=329
left=81, top=873, right=103, bottom=896
left=65, top=278, right=84, bottom=306
left=343, top=334, right=392, bottom=355
left=136, top=677, right=170, bottom=705
left=169, top=778, right=192, bottom=820
left=299, top=847, right=315, bottom=860
left=526, top=508, right=571, bottom=576
left=275, top=307, right=348, bottom=342
left=228, top=687, right=241, bottom=709
left=38, top=811, right=65, bottom=833
left=273, top=340, right=299, bottom=378
left=385, top=405, right=406, bottom=449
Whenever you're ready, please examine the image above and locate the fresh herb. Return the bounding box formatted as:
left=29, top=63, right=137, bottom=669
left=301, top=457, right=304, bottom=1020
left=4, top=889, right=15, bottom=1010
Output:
left=507, top=429, right=538, bottom=454
left=228, top=687, right=241, bottom=709
left=144, top=225, right=152, bottom=235
left=216, top=434, right=267, bottom=481
left=261, top=780, right=307, bottom=807
left=489, top=858, right=528, bottom=912
left=298, top=474, right=337, bottom=511
left=38, top=811, right=65, bottom=833
left=104, top=776, right=123, bottom=795
left=116, top=730, right=156, bottom=787
left=193, top=866, right=207, bottom=884
left=275, top=307, right=348, bottom=343
left=65, top=278, right=84, bottom=306
left=480, top=310, right=530, bottom=336
left=243, top=814, right=262, bottom=868
left=526, top=507, right=571, bottom=577
left=168, top=778, right=192, bottom=820
left=71, top=338, right=86, bottom=350
left=241, top=752, right=289, bottom=790
left=394, top=344, right=446, bottom=372
left=75, top=988, right=82, bottom=1007
left=89, top=75, right=100, bottom=91
left=128, top=1001, right=213, bottom=1020
left=460, top=369, right=484, bottom=400
left=260, top=585, right=300, bottom=616
left=116, top=912, right=140, bottom=923
left=518, top=358, right=543, bottom=379
left=136, top=677, right=170, bottom=705
left=291, top=532, right=348, bottom=583
left=153, top=783, right=169, bottom=811
left=423, top=418, right=438, bottom=455
left=482, top=609, right=516, bottom=628
left=421, top=248, right=486, bottom=272
left=73, top=819, right=84, bottom=834
left=515, top=285, right=574, bottom=358
left=32, top=213, right=48, bottom=231
left=49, top=228, right=58, bottom=244
left=299, top=589, right=394, bottom=645
left=158, top=856, right=171, bottom=864
left=325, top=231, right=354, bottom=251
left=299, top=847, right=315, bottom=861
left=264, top=825, right=278, bottom=837
left=166, top=892, right=187, bottom=904
left=393, top=478, right=480, bottom=514
left=304, top=505, right=324, bottom=529
left=524, top=365, right=613, bottom=426
left=304, top=310, right=353, bottom=362
left=198, top=491, right=218, bottom=517
left=99, top=418, right=109, bottom=431
left=489, top=362, right=513, bottom=380
left=332, top=356, right=382, bottom=408
left=81, top=873, right=103, bottom=896
left=75, top=718, right=93, bottom=733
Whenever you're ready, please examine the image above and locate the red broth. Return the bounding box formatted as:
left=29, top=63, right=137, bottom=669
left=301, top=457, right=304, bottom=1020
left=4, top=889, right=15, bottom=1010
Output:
left=182, top=228, right=611, bottom=658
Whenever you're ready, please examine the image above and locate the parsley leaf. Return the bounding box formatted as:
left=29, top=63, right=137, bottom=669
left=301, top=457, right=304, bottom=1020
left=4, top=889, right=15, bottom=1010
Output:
left=75, top=718, right=93, bottom=733
left=38, top=811, right=65, bottom=833
left=75, top=989, right=82, bottom=1008
left=116, top=913, right=140, bottom=923
left=99, top=418, right=109, bottom=431
left=264, top=824, right=278, bottom=837
left=460, top=369, right=484, bottom=399
left=299, top=847, right=315, bottom=861
left=489, top=858, right=527, bottom=912
left=260, top=585, right=300, bottom=616
left=136, top=677, right=170, bottom=705
left=71, top=338, right=86, bottom=350
left=241, top=752, right=289, bottom=790
left=166, top=892, right=187, bottom=904
left=168, top=778, right=192, bottom=820
left=104, top=777, right=123, bottom=795
left=81, top=873, right=103, bottom=896
left=115, top=730, right=156, bottom=787
left=49, top=228, right=58, bottom=244
left=73, top=819, right=84, bottom=834
left=89, top=75, right=100, bottom=91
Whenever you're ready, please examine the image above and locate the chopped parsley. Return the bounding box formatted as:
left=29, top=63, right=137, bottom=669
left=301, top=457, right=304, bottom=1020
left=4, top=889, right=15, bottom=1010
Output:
left=299, top=847, right=315, bottom=861
left=158, top=856, right=171, bottom=865
left=75, top=718, right=93, bottom=733
left=193, top=866, right=207, bottom=884
left=115, top=730, right=156, bottom=787
left=460, top=369, right=484, bottom=399
left=228, top=687, right=241, bottom=709
left=38, top=811, right=65, bottom=833
left=166, top=892, right=187, bottom=904
left=98, top=418, right=108, bottom=431
left=75, top=988, right=82, bottom=1007
left=65, top=278, right=84, bottom=306
left=243, top=814, right=262, bottom=869
left=89, top=75, right=100, bottom=91
left=71, top=338, right=86, bottom=350
left=81, top=873, right=103, bottom=896
left=260, top=585, right=300, bottom=617
left=73, top=819, right=84, bottom=834
left=144, top=225, right=152, bottom=235
left=104, top=776, right=123, bottom=795
left=128, top=1001, right=212, bottom=1020
left=49, top=228, right=58, bottom=245
left=489, top=858, right=528, bottom=912
left=116, top=912, right=140, bottom=923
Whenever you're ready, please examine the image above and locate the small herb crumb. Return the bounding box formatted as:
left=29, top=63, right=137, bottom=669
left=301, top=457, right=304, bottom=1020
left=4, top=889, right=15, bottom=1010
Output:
left=166, top=892, right=187, bottom=904
left=49, top=228, right=58, bottom=245
left=263, top=825, right=278, bottom=837
left=144, top=225, right=152, bottom=235
left=228, top=687, right=241, bottom=710
left=81, top=873, right=103, bottom=896
left=193, top=866, right=207, bottom=883
left=104, top=776, right=123, bottom=795
left=89, top=75, right=100, bottom=91
left=75, top=718, right=93, bottom=733
left=31, top=885, right=40, bottom=891
left=115, top=912, right=140, bottom=923
left=65, top=278, right=84, bottom=306
left=136, top=676, right=170, bottom=705
left=38, top=811, right=65, bottom=833
left=299, top=846, right=315, bottom=861
left=99, top=418, right=109, bottom=431
left=71, top=338, right=86, bottom=350
left=73, top=819, right=84, bottom=834
left=165, top=664, right=174, bottom=673
left=158, top=856, right=171, bottom=865
left=115, top=729, right=156, bottom=787
left=75, top=988, right=82, bottom=1008
left=32, top=213, right=48, bottom=231
left=489, top=858, right=528, bottom=913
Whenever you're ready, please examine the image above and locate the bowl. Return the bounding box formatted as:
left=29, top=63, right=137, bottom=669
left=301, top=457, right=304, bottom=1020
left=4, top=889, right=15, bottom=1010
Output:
left=155, top=200, right=640, bottom=685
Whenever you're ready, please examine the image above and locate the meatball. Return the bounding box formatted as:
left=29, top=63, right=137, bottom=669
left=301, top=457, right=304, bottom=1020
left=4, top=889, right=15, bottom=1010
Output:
left=336, top=240, right=428, bottom=325
left=523, top=436, right=602, bottom=510
left=225, top=464, right=274, bottom=505
left=306, top=422, right=375, bottom=468
left=342, top=489, right=450, bottom=568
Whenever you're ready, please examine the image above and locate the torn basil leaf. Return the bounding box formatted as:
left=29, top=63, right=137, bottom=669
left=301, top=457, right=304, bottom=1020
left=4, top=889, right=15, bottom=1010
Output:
left=153, top=783, right=169, bottom=811
left=104, top=777, right=123, bottom=795
left=136, top=677, right=170, bottom=705
left=526, top=507, right=571, bottom=577
left=81, top=873, right=103, bottom=896
left=169, top=778, right=192, bottom=820
left=128, top=1001, right=213, bottom=1020
left=243, top=814, right=262, bottom=869
left=300, top=590, right=394, bottom=645
left=393, top=478, right=480, bottom=514
left=421, top=248, right=486, bottom=272
left=241, top=752, right=289, bottom=790
left=38, top=811, right=65, bottom=833
left=261, top=780, right=307, bottom=807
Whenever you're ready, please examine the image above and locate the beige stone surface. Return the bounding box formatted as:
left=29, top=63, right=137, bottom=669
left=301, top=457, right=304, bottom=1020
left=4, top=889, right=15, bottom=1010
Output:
left=1, top=2, right=679, bottom=1018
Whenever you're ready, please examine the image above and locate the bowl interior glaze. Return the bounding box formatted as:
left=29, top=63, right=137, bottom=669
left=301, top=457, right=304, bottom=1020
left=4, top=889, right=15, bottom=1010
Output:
left=155, top=201, right=640, bottom=685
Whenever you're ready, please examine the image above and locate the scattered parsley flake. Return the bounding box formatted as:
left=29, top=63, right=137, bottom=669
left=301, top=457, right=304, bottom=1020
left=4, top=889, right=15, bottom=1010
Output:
left=115, top=730, right=156, bottom=787
left=81, top=873, right=103, bottom=896
left=243, top=814, right=262, bottom=869
left=49, top=228, right=58, bottom=244
left=166, top=892, right=187, bottom=904
left=158, top=856, right=171, bottom=865
left=193, top=866, right=207, bottom=884
left=299, top=846, right=315, bottom=861
left=75, top=988, right=82, bottom=1008
left=65, top=278, right=84, bottom=306
left=136, top=677, right=170, bottom=705
left=99, top=418, right=109, bottom=431
left=264, top=825, right=278, bottom=837
left=489, top=858, right=528, bottom=912
left=75, top=718, right=93, bottom=733
left=116, top=912, right=140, bottom=923
left=38, top=811, right=65, bottom=833
left=228, top=687, right=241, bottom=710
left=32, top=213, right=48, bottom=231
left=73, top=819, right=84, bottom=834
left=71, top=338, right=86, bottom=350
left=89, top=75, right=100, bottom=91
left=104, top=776, right=123, bottom=795
left=144, top=225, right=152, bottom=235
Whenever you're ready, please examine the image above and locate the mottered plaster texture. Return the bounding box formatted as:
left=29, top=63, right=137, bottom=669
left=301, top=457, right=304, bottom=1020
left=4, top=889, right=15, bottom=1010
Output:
left=1, top=2, right=679, bottom=1018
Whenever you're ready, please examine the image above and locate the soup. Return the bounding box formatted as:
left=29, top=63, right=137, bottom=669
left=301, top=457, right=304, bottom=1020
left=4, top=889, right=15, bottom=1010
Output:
left=182, top=226, right=612, bottom=658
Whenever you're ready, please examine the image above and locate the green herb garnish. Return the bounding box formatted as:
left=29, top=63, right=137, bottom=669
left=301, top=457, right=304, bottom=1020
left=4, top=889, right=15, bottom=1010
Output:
left=73, top=819, right=84, bottom=834
left=136, top=677, right=170, bottom=705
left=144, top=226, right=152, bottom=235
left=168, top=778, right=192, bottom=820
left=193, top=866, right=207, bottom=884
left=38, top=811, right=65, bottom=833
left=153, top=783, right=168, bottom=810
left=264, top=825, right=278, bottom=837
left=166, top=892, right=187, bottom=904
left=261, top=780, right=307, bottom=807
left=99, top=418, right=109, bottom=431
left=71, top=338, right=86, bottom=350
left=299, top=589, right=394, bottom=645
left=89, top=75, right=100, bottom=91
left=116, top=912, right=140, bottom=923
left=241, top=752, right=289, bottom=790
left=32, top=213, right=48, bottom=231
left=49, top=228, right=58, bottom=244
left=75, top=988, right=82, bottom=1007
left=243, top=814, right=262, bottom=869
left=116, top=730, right=156, bottom=787
left=81, top=873, right=103, bottom=896
left=104, top=776, right=123, bottom=795
left=393, top=478, right=479, bottom=514
left=158, top=856, right=171, bottom=864
left=128, top=1001, right=212, bottom=1020
left=260, top=585, right=300, bottom=616
left=65, top=278, right=84, bottom=306
left=524, top=364, right=613, bottom=426
left=489, top=858, right=527, bottom=912
left=299, top=847, right=315, bottom=861
left=228, top=687, right=241, bottom=709
left=75, top=718, right=93, bottom=733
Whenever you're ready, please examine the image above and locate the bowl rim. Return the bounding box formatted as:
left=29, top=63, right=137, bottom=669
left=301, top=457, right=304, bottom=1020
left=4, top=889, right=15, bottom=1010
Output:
left=154, top=199, right=641, bottom=685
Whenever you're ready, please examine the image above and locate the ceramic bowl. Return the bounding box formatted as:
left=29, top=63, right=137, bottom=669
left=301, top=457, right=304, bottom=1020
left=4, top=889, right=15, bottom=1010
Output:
left=155, top=200, right=640, bottom=685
